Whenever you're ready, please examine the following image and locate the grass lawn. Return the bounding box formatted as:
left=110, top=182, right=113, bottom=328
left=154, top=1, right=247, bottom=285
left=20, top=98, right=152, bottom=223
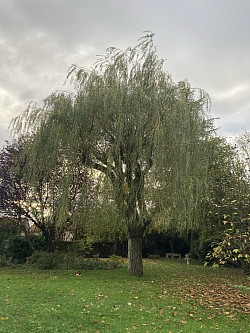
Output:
left=0, top=259, right=249, bottom=333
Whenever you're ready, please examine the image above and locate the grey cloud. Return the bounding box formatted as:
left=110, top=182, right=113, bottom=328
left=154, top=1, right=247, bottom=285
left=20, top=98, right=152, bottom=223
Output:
left=0, top=0, right=250, bottom=146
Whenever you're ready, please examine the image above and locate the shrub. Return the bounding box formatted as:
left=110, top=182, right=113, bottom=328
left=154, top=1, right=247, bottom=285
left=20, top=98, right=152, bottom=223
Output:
left=206, top=221, right=250, bottom=274
left=4, top=235, right=33, bottom=263
left=31, top=235, right=46, bottom=252
left=69, top=257, right=108, bottom=270
left=26, top=251, right=64, bottom=269
left=106, top=255, right=125, bottom=268
left=26, top=252, right=123, bottom=270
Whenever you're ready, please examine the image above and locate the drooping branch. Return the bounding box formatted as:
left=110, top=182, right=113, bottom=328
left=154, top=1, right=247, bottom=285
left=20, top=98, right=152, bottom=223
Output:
left=9, top=33, right=214, bottom=276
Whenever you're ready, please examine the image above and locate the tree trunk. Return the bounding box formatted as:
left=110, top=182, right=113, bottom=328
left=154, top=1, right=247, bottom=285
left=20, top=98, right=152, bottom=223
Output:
left=113, top=232, right=119, bottom=255
left=43, top=227, right=56, bottom=253
left=17, top=209, right=34, bottom=251
left=127, top=226, right=144, bottom=276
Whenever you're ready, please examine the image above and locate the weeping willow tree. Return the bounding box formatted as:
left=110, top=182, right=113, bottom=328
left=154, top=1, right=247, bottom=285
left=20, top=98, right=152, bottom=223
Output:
left=12, top=33, right=213, bottom=276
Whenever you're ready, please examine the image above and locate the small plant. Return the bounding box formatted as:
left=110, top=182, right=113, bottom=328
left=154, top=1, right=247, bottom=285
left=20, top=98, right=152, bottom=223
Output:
left=26, top=252, right=123, bottom=270
left=107, top=255, right=124, bottom=268
left=68, top=256, right=108, bottom=270
left=26, top=251, right=64, bottom=269
left=232, top=284, right=250, bottom=292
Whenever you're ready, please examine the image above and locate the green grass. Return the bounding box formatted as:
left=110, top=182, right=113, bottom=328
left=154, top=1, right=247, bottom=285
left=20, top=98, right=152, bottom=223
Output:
left=0, top=260, right=249, bottom=333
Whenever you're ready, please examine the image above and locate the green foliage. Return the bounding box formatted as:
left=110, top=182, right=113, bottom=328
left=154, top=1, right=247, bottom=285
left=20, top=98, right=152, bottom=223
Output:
left=26, top=251, right=63, bottom=269
left=107, top=254, right=124, bottom=268
left=0, top=218, right=21, bottom=235
left=0, top=230, right=45, bottom=265
left=30, top=234, right=46, bottom=252
left=198, top=137, right=250, bottom=259
left=0, top=218, right=21, bottom=255
left=68, top=257, right=107, bottom=270
left=204, top=140, right=250, bottom=274
left=0, top=218, right=36, bottom=265
left=237, top=131, right=250, bottom=181
left=26, top=251, right=124, bottom=270
left=0, top=136, right=93, bottom=253
left=4, top=235, right=33, bottom=263
left=12, top=33, right=212, bottom=231
left=206, top=221, right=250, bottom=274
left=77, top=236, right=95, bottom=256
left=11, top=33, right=214, bottom=275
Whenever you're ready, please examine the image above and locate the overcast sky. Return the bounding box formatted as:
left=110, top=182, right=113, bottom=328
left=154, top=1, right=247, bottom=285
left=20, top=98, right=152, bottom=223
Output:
left=1, top=0, right=250, bottom=147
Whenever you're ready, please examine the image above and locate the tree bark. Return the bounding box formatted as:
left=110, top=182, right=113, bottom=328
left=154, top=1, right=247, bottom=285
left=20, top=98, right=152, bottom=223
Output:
left=113, top=232, right=119, bottom=255
left=127, top=226, right=144, bottom=276
left=43, top=227, right=56, bottom=252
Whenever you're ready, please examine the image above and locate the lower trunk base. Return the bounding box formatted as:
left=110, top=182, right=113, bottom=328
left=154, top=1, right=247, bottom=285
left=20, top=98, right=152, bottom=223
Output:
left=127, top=236, right=143, bottom=277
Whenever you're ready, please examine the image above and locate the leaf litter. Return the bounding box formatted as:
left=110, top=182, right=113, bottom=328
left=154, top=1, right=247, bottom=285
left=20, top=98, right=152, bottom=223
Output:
left=177, top=282, right=250, bottom=315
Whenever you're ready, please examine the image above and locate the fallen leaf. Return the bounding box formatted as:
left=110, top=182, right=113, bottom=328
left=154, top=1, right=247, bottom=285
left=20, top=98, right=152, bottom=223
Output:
left=176, top=282, right=250, bottom=314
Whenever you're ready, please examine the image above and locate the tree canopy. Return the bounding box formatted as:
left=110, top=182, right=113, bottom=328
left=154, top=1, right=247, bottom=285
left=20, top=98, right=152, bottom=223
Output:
left=0, top=136, right=92, bottom=252
left=12, top=33, right=214, bottom=275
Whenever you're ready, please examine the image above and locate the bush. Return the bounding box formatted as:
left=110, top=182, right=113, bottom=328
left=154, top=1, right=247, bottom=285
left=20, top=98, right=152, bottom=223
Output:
left=26, top=252, right=124, bottom=270
left=26, top=251, right=64, bottom=269
left=31, top=235, right=46, bottom=252
left=69, top=257, right=108, bottom=270
left=106, top=255, right=125, bottom=268
left=206, top=221, right=250, bottom=274
left=4, top=235, right=33, bottom=263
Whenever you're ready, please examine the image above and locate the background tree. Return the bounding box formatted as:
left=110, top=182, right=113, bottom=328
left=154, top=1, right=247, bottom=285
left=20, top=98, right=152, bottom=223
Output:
left=237, top=131, right=250, bottom=181
left=206, top=193, right=250, bottom=274
left=192, top=137, right=247, bottom=256
left=0, top=137, right=30, bottom=231
left=0, top=137, right=91, bottom=252
left=12, top=33, right=213, bottom=276
left=203, top=136, right=250, bottom=273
